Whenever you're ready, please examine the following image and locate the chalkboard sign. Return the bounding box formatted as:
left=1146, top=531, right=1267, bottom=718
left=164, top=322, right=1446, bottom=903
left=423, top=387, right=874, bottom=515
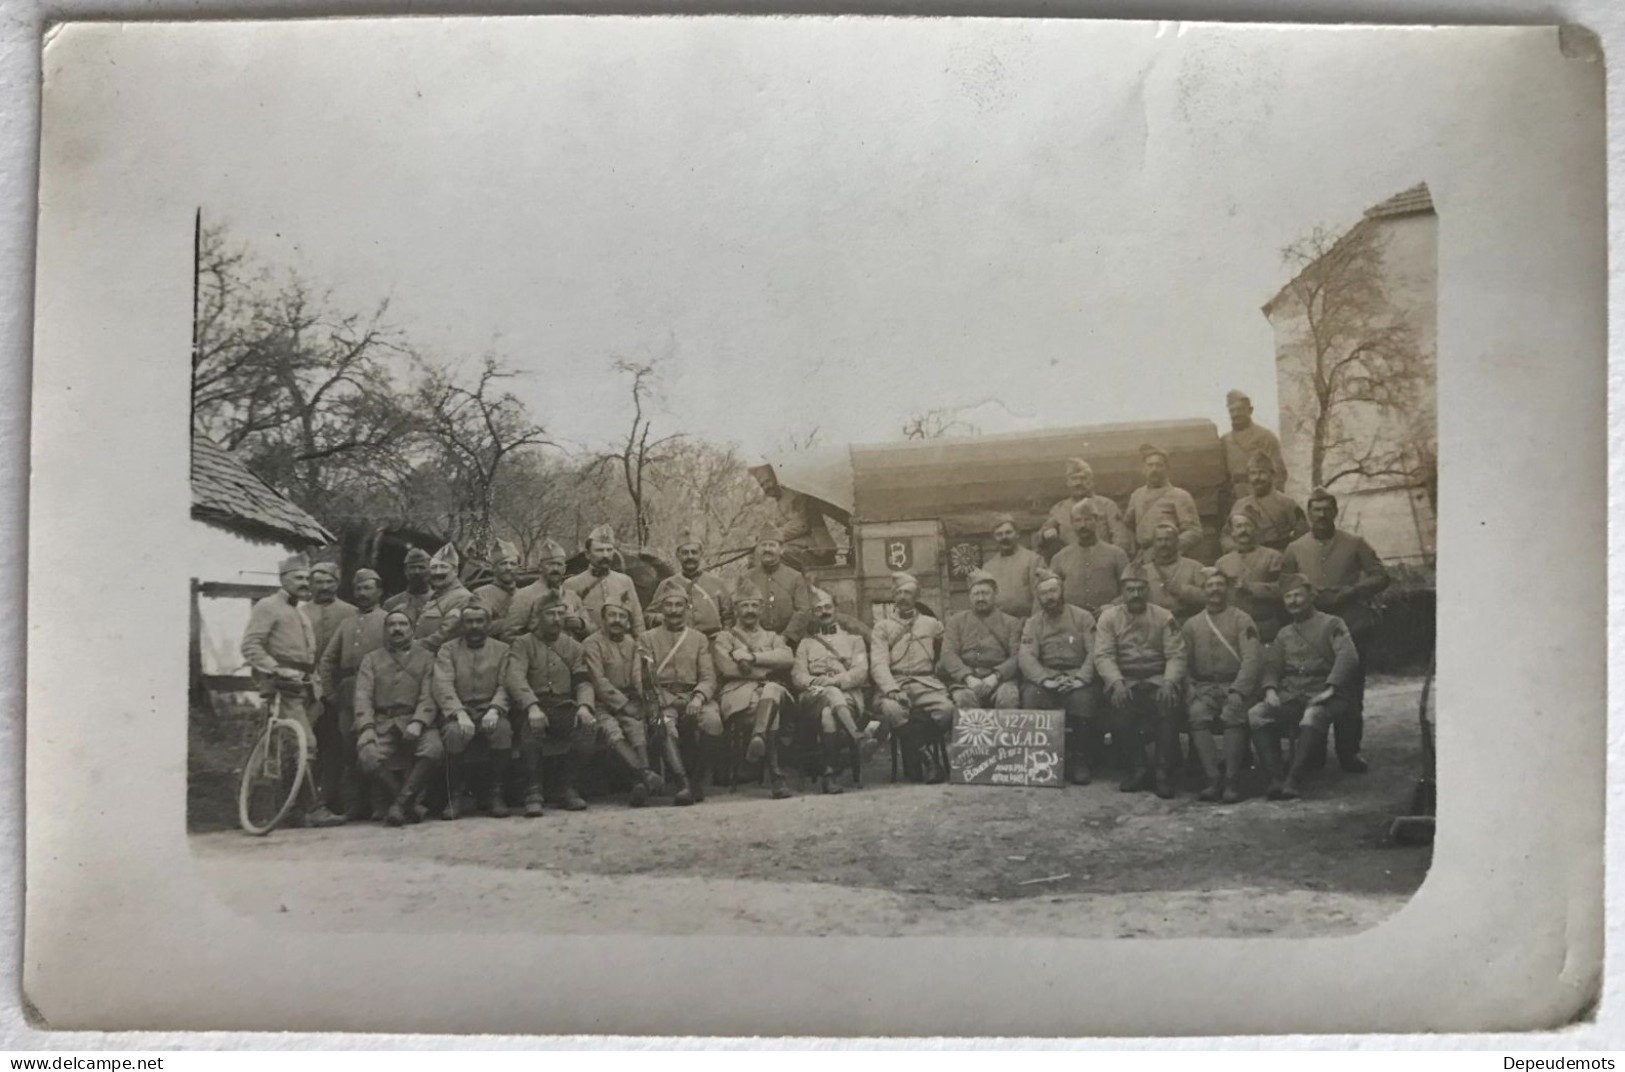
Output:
left=947, top=709, right=1065, bottom=788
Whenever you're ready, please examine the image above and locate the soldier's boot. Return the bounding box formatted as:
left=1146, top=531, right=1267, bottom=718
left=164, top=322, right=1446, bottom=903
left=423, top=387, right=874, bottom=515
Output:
left=819, top=732, right=845, bottom=795
left=1191, top=729, right=1222, bottom=801
left=1067, top=736, right=1093, bottom=786
left=1152, top=723, right=1179, bottom=799
left=679, top=734, right=708, bottom=804
left=1220, top=727, right=1248, bottom=803
left=1281, top=725, right=1325, bottom=800
left=485, top=754, right=512, bottom=818
left=371, top=768, right=403, bottom=825
left=834, top=710, right=864, bottom=786
left=303, top=773, right=348, bottom=827
left=1254, top=728, right=1288, bottom=799
left=767, top=736, right=793, bottom=799
left=609, top=739, right=653, bottom=807
left=347, top=766, right=376, bottom=822
left=745, top=696, right=775, bottom=763
left=441, top=757, right=465, bottom=820
left=392, top=758, right=432, bottom=826
left=559, top=751, right=589, bottom=811
left=1119, top=729, right=1153, bottom=793
left=522, top=751, right=545, bottom=818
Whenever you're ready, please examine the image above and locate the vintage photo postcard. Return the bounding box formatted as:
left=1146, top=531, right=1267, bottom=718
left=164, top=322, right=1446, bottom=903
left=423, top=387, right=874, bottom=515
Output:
left=25, top=15, right=1604, bottom=1036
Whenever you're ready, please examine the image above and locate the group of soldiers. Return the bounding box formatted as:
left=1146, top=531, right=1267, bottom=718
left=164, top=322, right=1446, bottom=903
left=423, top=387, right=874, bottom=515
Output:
left=239, top=389, right=1392, bottom=827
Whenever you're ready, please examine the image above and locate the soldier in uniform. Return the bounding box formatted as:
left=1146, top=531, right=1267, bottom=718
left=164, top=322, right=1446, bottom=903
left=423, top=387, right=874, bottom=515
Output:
left=1248, top=572, right=1361, bottom=800
left=318, top=567, right=387, bottom=818
left=240, top=553, right=345, bottom=827
left=415, top=543, right=475, bottom=652
left=940, top=569, right=1022, bottom=711
left=713, top=579, right=800, bottom=794
left=1281, top=487, right=1391, bottom=773
left=353, top=609, right=443, bottom=826
left=673, top=529, right=733, bottom=636
left=504, top=590, right=595, bottom=815
left=1223, top=451, right=1308, bottom=553
left=383, top=546, right=433, bottom=623
left=792, top=586, right=872, bottom=792
left=304, top=560, right=358, bottom=656
left=472, top=539, right=522, bottom=631
left=1220, top=389, right=1288, bottom=502
left=563, top=524, right=646, bottom=637
left=1037, top=458, right=1129, bottom=555
left=1139, top=519, right=1207, bottom=623
left=743, top=525, right=812, bottom=636
left=500, top=537, right=585, bottom=642
left=981, top=513, right=1042, bottom=618
left=643, top=577, right=721, bottom=805
left=1180, top=568, right=1263, bottom=803
left=870, top=571, right=956, bottom=783
left=1124, top=444, right=1202, bottom=558
left=1018, top=568, right=1100, bottom=785
left=432, top=602, right=512, bottom=819
left=1094, top=563, right=1187, bottom=798
left=1215, top=508, right=1287, bottom=641
left=1049, top=499, right=1130, bottom=615
left=581, top=601, right=668, bottom=808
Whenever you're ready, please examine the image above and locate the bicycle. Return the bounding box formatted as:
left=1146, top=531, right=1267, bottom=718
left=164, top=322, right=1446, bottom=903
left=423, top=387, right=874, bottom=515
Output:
left=237, top=685, right=313, bottom=836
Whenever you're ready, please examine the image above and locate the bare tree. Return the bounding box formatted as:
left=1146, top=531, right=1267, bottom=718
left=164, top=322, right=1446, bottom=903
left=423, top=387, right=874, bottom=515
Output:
left=902, top=406, right=981, bottom=440
left=584, top=358, right=684, bottom=548
left=645, top=440, right=779, bottom=563
left=1278, top=222, right=1434, bottom=501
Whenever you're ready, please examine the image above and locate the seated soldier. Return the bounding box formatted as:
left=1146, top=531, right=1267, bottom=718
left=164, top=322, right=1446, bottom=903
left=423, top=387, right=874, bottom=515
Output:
left=713, top=579, right=797, bottom=797
left=353, top=609, right=444, bottom=826
left=1094, top=563, right=1187, bottom=798
left=789, top=586, right=871, bottom=794
left=940, top=569, right=1022, bottom=711
left=1140, top=518, right=1206, bottom=624
left=1180, top=568, right=1263, bottom=804
left=581, top=602, right=666, bottom=807
left=643, top=577, right=722, bottom=806
left=432, top=603, right=513, bottom=819
left=1248, top=572, right=1360, bottom=801
left=504, top=590, right=596, bottom=816
left=1017, top=568, right=1100, bottom=785
left=870, top=571, right=957, bottom=783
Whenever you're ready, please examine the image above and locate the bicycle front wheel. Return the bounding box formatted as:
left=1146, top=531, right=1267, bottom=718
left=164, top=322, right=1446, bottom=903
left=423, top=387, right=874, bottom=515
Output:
left=238, top=717, right=310, bottom=836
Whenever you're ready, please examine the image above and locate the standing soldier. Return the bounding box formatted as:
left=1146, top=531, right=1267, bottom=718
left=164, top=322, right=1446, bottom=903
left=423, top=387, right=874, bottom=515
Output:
left=240, top=553, right=345, bottom=827
left=1248, top=573, right=1360, bottom=800
left=1139, top=519, right=1207, bottom=623
left=303, top=560, right=358, bottom=658
left=500, top=538, right=585, bottom=642
left=1180, top=568, right=1263, bottom=804
left=563, top=524, right=646, bottom=637
left=1219, top=389, right=1289, bottom=502
left=318, top=568, right=388, bottom=819
left=1049, top=499, right=1130, bottom=615
left=383, top=546, right=434, bottom=623
left=1124, top=444, right=1202, bottom=558
left=792, top=586, right=872, bottom=792
left=743, top=525, right=812, bottom=636
left=472, top=539, right=522, bottom=632
left=673, top=529, right=733, bottom=636
left=1094, top=563, right=1187, bottom=798
left=504, top=590, right=596, bottom=816
left=1224, top=451, right=1308, bottom=553
left=713, top=579, right=799, bottom=795
left=1017, top=569, right=1100, bottom=785
left=1037, top=458, right=1129, bottom=555
left=981, top=513, right=1042, bottom=618
left=1281, top=488, right=1391, bottom=773
left=641, top=577, right=719, bottom=805
left=353, top=609, right=443, bottom=826
left=414, top=543, right=475, bottom=652
left=1215, top=508, right=1287, bottom=641
left=870, top=572, right=957, bottom=783
left=940, top=570, right=1022, bottom=712
left=581, top=602, right=666, bottom=807
left=432, top=603, right=512, bottom=820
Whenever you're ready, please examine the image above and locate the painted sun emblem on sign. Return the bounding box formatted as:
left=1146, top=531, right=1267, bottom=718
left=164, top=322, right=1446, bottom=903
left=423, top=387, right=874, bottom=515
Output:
left=949, top=542, right=982, bottom=577
left=956, top=710, right=999, bottom=748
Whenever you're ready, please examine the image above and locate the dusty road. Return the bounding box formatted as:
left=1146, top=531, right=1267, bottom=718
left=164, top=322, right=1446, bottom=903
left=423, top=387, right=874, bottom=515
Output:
left=192, top=675, right=1432, bottom=938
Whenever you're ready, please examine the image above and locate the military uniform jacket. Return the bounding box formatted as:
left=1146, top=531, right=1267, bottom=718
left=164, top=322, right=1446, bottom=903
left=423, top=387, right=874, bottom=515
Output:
left=643, top=625, right=717, bottom=704
left=582, top=631, right=647, bottom=714
left=675, top=571, right=733, bottom=635
left=1049, top=540, right=1129, bottom=614
left=1044, top=495, right=1130, bottom=549
left=1094, top=603, right=1186, bottom=686
left=870, top=613, right=945, bottom=693
left=499, top=580, right=585, bottom=641
left=242, top=591, right=318, bottom=681
left=792, top=628, right=870, bottom=692
left=414, top=583, right=475, bottom=652
left=1125, top=484, right=1202, bottom=556
left=1180, top=605, right=1263, bottom=693
left=743, top=564, right=811, bottom=635
left=563, top=569, right=646, bottom=636
left=381, top=588, right=431, bottom=625
left=432, top=636, right=511, bottom=715
left=354, top=644, right=437, bottom=734
left=1214, top=546, right=1286, bottom=628
left=783, top=607, right=869, bottom=647
left=319, top=606, right=388, bottom=696
left=1018, top=604, right=1096, bottom=682
left=1220, top=423, right=1288, bottom=499
left=303, top=598, right=358, bottom=664
left=940, top=609, right=1022, bottom=683
left=981, top=547, right=1043, bottom=618
left=472, top=582, right=518, bottom=634
left=1224, top=490, right=1308, bottom=552
left=713, top=625, right=794, bottom=716
left=505, top=631, right=594, bottom=710
left=1281, top=529, right=1390, bottom=633
left=1263, top=610, right=1359, bottom=697
left=1140, top=554, right=1207, bottom=622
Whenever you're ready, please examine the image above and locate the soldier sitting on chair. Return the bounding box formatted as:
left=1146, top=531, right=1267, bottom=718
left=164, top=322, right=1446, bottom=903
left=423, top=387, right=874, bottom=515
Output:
left=870, top=571, right=956, bottom=783
left=1094, top=563, right=1187, bottom=798
left=581, top=602, right=666, bottom=808
left=789, top=586, right=871, bottom=794
left=432, top=602, right=513, bottom=819
left=1017, top=568, right=1101, bottom=785
left=643, top=577, right=722, bottom=806
left=713, top=578, right=798, bottom=797
left=353, top=609, right=443, bottom=826
left=504, top=590, right=596, bottom=816
left=1180, top=567, right=1263, bottom=804
left=940, top=569, right=1022, bottom=711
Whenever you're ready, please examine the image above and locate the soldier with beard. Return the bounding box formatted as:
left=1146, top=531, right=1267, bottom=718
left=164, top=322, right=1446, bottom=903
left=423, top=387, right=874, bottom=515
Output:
left=500, top=538, right=586, bottom=642
left=504, top=590, right=595, bottom=815
left=383, top=546, right=434, bottom=624
left=432, top=602, right=512, bottom=819
left=353, top=609, right=443, bottom=826
left=1018, top=568, right=1101, bottom=785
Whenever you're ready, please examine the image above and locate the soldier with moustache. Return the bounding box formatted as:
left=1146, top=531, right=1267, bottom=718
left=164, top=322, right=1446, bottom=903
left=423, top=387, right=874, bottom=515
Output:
left=318, top=567, right=388, bottom=818
left=563, top=524, right=646, bottom=637
left=414, top=543, right=476, bottom=652
left=713, top=579, right=800, bottom=796
left=743, top=525, right=813, bottom=636
left=504, top=590, right=595, bottom=815
left=1018, top=568, right=1101, bottom=785
left=940, top=569, right=1023, bottom=712
left=499, top=537, right=586, bottom=642
left=672, top=529, right=733, bottom=637
left=432, top=602, right=513, bottom=819
left=581, top=602, right=667, bottom=807
left=353, top=609, right=443, bottom=826
left=870, top=571, right=957, bottom=783
left=383, top=546, right=434, bottom=623
left=642, top=577, right=722, bottom=805
left=792, top=586, right=872, bottom=793
left=1180, top=568, right=1263, bottom=804
left=1094, top=563, right=1188, bottom=799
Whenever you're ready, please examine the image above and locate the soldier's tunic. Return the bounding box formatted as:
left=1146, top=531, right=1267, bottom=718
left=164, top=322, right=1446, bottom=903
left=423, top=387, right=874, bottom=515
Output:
left=675, top=571, right=732, bottom=636
left=499, top=580, right=585, bottom=642
left=582, top=630, right=651, bottom=749
left=303, top=597, right=358, bottom=666
left=1017, top=603, right=1099, bottom=720
left=1180, top=605, right=1263, bottom=730
left=318, top=606, right=388, bottom=734
left=792, top=627, right=870, bottom=719
left=743, top=564, right=812, bottom=636
left=1220, top=422, right=1288, bottom=499
left=1215, top=546, right=1287, bottom=641
left=241, top=590, right=320, bottom=747
left=981, top=546, right=1044, bottom=618
left=381, top=587, right=431, bottom=625
left=1251, top=610, right=1359, bottom=731
left=1049, top=540, right=1130, bottom=614
left=1043, top=495, right=1130, bottom=550
left=940, top=608, right=1023, bottom=709
left=414, top=582, right=475, bottom=652
left=713, top=626, right=793, bottom=720
left=562, top=569, right=646, bottom=636
left=643, top=624, right=722, bottom=736
left=353, top=643, right=443, bottom=772
left=433, top=637, right=512, bottom=754
left=1224, top=490, right=1308, bottom=552
left=1094, top=602, right=1186, bottom=728
left=472, top=581, right=518, bottom=636
left=505, top=631, right=596, bottom=756
left=1124, top=484, right=1202, bottom=557
left=783, top=607, right=869, bottom=647
left=1140, top=554, right=1207, bottom=623
left=870, top=613, right=955, bottom=729
left=1281, top=530, right=1391, bottom=636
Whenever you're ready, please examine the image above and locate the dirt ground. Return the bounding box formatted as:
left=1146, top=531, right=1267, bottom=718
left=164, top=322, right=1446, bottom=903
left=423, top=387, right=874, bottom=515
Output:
left=191, top=674, right=1433, bottom=938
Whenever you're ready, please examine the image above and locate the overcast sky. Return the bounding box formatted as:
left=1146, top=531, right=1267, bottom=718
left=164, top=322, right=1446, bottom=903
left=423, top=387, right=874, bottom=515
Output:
left=167, top=17, right=1441, bottom=460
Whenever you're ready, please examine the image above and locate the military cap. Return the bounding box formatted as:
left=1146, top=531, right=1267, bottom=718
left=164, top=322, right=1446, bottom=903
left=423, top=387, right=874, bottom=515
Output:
left=1278, top=572, right=1314, bottom=595
left=755, top=522, right=787, bottom=546
left=1065, top=458, right=1093, bottom=477
left=652, top=576, right=689, bottom=607
left=538, top=537, right=568, bottom=563
left=967, top=568, right=998, bottom=591
left=352, top=568, right=382, bottom=586
left=733, top=578, right=765, bottom=605
left=991, top=512, right=1017, bottom=531
left=1198, top=566, right=1230, bottom=586
left=890, top=571, right=920, bottom=594
left=309, top=559, right=339, bottom=579
left=1228, top=504, right=1260, bottom=528
left=586, top=524, right=617, bottom=549
left=404, top=546, right=432, bottom=566
left=1120, top=561, right=1150, bottom=584
left=1226, top=389, right=1251, bottom=405
left=674, top=528, right=705, bottom=553
left=430, top=543, right=460, bottom=570
left=1033, top=567, right=1062, bottom=589
left=809, top=586, right=835, bottom=608
left=279, top=552, right=311, bottom=575
left=491, top=539, right=520, bottom=567
left=1139, top=443, right=1170, bottom=463
left=601, top=601, right=633, bottom=622
left=458, top=601, right=490, bottom=619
